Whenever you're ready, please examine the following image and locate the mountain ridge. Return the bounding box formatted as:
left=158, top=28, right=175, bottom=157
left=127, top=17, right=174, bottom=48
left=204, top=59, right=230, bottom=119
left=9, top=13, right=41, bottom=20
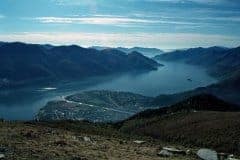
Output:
left=0, top=42, right=160, bottom=88
left=118, top=94, right=240, bottom=154
left=34, top=91, right=240, bottom=155
left=154, top=46, right=240, bottom=79
left=90, top=46, right=164, bottom=57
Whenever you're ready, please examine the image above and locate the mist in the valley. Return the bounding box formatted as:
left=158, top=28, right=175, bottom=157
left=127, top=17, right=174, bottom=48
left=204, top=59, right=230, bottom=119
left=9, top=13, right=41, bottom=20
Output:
left=0, top=61, right=217, bottom=120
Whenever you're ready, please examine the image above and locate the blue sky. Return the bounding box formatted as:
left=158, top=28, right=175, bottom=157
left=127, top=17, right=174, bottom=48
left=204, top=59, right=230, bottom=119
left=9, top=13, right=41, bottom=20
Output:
left=0, top=0, right=240, bottom=50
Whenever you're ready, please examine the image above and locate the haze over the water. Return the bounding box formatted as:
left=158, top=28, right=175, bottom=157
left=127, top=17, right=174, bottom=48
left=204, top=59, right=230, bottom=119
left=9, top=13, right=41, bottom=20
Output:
left=0, top=0, right=240, bottom=50
left=0, top=61, right=217, bottom=120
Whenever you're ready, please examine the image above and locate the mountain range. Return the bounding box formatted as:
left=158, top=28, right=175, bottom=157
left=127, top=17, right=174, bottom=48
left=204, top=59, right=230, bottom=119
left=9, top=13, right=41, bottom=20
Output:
left=152, top=45, right=240, bottom=106
left=36, top=44, right=240, bottom=123
left=154, top=46, right=240, bottom=79
left=0, top=42, right=160, bottom=88
left=91, top=46, right=164, bottom=58
left=2, top=43, right=240, bottom=158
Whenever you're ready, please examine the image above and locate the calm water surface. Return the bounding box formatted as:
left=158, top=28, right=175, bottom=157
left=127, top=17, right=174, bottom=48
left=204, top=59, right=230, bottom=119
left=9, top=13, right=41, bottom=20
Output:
left=0, top=61, right=217, bottom=120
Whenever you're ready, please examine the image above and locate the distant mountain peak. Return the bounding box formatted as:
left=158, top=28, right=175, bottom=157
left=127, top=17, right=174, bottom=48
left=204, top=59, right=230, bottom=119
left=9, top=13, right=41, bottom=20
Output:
left=91, top=46, right=164, bottom=58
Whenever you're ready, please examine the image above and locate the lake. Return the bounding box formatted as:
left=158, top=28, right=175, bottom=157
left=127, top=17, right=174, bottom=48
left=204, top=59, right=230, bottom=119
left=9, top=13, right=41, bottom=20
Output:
left=0, top=61, right=217, bottom=120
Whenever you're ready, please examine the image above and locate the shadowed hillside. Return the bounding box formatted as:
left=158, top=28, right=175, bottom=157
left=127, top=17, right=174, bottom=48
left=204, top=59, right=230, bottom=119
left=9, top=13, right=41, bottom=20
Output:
left=1, top=94, right=240, bottom=159
left=119, top=94, right=240, bottom=154
left=151, top=71, right=240, bottom=107
left=0, top=42, right=160, bottom=88
left=155, top=46, right=240, bottom=79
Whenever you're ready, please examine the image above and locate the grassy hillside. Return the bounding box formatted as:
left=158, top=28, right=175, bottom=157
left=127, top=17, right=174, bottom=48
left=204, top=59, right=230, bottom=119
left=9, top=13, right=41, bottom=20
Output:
left=120, top=111, right=240, bottom=154
left=0, top=121, right=195, bottom=160
left=1, top=94, right=240, bottom=159
left=119, top=94, right=240, bottom=155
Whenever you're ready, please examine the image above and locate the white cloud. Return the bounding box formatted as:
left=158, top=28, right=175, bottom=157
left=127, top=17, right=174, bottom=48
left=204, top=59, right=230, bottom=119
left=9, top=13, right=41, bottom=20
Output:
left=35, top=16, right=156, bottom=25
left=166, top=15, right=240, bottom=23
left=204, top=16, right=240, bottom=22
left=0, top=14, right=5, bottom=19
left=33, top=16, right=204, bottom=26
left=0, top=32, right=239, bottom=49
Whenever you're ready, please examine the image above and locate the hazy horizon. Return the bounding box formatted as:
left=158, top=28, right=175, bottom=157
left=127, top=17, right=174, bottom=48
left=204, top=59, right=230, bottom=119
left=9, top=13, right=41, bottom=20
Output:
left=0, top=40, right=235, bottom=53
left=0, top=0, right=240, bottom=50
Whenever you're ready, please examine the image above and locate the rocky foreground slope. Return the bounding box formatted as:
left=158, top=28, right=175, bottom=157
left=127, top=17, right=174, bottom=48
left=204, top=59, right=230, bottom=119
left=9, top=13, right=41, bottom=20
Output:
left=119, top=94, right=240, bottom=155
left=1, top=94, right=240, bottom=159
left=0, top=121, right=195, bottom=160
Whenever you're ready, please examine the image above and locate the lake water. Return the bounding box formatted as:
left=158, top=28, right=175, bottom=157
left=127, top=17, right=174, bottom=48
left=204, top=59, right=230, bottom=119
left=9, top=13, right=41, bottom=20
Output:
left=0, top=61, right=217, bottom=120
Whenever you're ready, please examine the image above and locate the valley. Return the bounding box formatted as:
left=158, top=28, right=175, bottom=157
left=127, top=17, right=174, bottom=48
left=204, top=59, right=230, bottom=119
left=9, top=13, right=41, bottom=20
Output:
left=0, top=60, right=216, bottom=120
left=1, top=44, right=240, bottom=159
left=36, top=90, right=153, bottom=122
left=1, top=0, right=240, bottom=159
left=1, top=94, right=240, bottom=159
left=0, top=42, right=160, bottom=88
left=154, top=46, right=240, bottom=80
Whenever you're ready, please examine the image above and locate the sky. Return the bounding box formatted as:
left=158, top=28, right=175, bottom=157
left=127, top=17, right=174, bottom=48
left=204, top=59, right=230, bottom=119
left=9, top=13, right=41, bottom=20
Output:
left=0, top=0, right=240, bottom=50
